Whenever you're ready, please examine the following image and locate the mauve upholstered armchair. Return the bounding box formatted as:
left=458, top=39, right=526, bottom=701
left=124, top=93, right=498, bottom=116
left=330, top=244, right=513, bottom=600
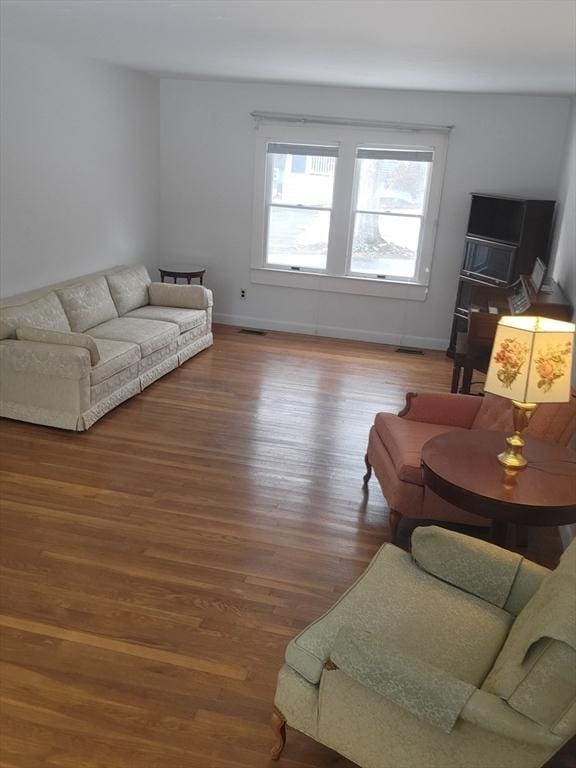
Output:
left=363, top=391, right=576, bottom=541
left=272, top=526, right=576, bottom=768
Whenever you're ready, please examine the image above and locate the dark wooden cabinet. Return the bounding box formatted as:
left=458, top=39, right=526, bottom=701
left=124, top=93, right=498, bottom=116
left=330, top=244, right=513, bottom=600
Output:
left=448, top=194, right=555, bottom=356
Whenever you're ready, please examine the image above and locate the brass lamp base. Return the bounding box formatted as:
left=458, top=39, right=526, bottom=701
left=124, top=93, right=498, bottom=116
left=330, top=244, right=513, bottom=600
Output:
left=497, top=401, right=538, bottom=469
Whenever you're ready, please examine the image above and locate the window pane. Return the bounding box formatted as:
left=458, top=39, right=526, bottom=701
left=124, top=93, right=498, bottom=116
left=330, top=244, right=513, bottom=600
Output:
left=267, top=207, right=330, bottom=269
left=350, top=213, right=421, bottom=278
left=356, top=156, right=430, bottom=213
left=270, top=152, right=336, bottom=207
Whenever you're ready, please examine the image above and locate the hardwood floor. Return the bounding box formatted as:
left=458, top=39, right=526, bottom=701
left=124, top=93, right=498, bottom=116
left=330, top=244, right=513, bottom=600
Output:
left=0, top=325, right=564, bottom=767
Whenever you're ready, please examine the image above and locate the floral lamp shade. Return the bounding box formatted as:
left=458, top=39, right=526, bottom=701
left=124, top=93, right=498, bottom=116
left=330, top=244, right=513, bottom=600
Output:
left=485, top=316, right=575, bottom=404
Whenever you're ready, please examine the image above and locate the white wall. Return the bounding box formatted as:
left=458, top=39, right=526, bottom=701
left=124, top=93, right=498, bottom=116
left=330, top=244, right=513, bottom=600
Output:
left=551, top=99, right=576, bottom=320
left=160, top=80, right=572, bottom=348
left=0, top=39, right=160, bottom=298
left=549, top=99, right=576, bottom=549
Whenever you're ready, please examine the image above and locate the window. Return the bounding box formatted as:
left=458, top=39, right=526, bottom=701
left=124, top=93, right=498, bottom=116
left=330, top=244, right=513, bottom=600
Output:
left=252, top=123, right=449, bottom=300
left=350, top=148, right=432, bottom=279
left=265, top=143, right=338, bottom=270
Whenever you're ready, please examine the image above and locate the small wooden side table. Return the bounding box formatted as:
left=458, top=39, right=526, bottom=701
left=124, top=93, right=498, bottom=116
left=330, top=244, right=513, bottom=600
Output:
left=422, top=430, right=576, bottom=547
left=159, top=265, right=206, bottom=285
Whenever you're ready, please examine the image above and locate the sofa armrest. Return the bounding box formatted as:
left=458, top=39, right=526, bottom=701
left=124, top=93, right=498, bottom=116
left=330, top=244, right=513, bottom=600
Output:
left=0, top=339, right=91, bottom=380
left=400, top=391, right=483, bottom=428
left=330, top=626, right=475, bottom=733
left=411, top=526, right=534, bottom=609
left=329, top=626, right=560, bottom=747
left=461, top=689, right=561, bottom=749
left=148, top=282, right=213, bottom=310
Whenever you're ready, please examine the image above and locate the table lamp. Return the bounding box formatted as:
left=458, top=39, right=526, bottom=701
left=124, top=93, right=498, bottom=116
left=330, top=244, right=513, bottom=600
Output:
left=484, top=315, right=575, bottom=469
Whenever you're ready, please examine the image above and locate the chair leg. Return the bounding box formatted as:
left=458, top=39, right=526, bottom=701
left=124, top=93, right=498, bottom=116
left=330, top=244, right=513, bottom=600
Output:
left=450, top=361, right=462, bottom=394
left=362, top=453, right=372, bottom=488
left=461, top=362, right=474, bottom=394
left=271, top=706, right=287, bottom=761
left=389, top=509, right=401, bottom=543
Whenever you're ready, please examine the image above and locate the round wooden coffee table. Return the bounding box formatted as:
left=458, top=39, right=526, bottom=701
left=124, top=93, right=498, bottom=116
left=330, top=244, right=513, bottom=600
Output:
left=421, top=430, right=576, bottom=546
left=159, top=265, right=206, bottom=285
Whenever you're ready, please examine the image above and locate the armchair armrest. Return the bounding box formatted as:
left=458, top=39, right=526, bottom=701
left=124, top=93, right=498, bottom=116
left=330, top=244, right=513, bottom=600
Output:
left=461, top=689, right=561, bottom=749
left=330, top=626, right=474, bottom=733
left=0, top=339, right=91, bottom=380
left=329, top=626, right=561, bottom=748
left=400, top=391, right=483, bottom=428
left=148, top=282, right=213, bottom=310
left=411, top=526, right=548, bottom=610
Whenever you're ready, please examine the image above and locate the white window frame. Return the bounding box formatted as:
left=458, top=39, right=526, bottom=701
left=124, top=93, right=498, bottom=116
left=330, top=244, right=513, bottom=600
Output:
left=251, top=124, right=449, bottom=301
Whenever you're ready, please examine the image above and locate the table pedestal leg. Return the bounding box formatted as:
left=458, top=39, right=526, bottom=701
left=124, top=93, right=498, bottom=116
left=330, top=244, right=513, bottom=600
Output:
left=490, top=520, right=508, bottom=547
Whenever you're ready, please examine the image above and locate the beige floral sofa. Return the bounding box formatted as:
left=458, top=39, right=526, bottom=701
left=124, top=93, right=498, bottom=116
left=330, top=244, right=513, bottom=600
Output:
left=0, top=265, right=213, bottom=430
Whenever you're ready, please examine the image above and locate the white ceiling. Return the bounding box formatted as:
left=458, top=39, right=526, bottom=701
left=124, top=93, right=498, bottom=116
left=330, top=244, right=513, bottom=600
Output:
left=1, top=0, right=575, bottom=95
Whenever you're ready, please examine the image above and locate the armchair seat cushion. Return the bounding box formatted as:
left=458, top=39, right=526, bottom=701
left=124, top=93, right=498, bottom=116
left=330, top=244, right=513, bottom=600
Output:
left=124, top=306, right=206, bottom=334
left=285, top=543, right=512, bottom=686
left=87, top=317, right=179, bottom=357
left=91, top=339, right=141, bottom=386
left=374, top=413, right=465, bottom=486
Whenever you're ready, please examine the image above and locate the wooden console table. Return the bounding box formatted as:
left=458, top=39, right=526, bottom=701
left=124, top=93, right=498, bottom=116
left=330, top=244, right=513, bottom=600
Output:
left=422, top=430, right=576, bottom=547
left=159, top=265, right=206, bottom=285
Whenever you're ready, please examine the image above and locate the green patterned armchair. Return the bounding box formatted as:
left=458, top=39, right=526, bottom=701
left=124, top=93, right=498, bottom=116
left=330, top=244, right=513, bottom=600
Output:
left=271, top=527, right=576, bottom=768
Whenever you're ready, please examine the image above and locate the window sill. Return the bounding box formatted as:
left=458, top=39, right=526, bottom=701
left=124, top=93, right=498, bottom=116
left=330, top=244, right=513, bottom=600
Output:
left=250, top=267, right=429, bottom=300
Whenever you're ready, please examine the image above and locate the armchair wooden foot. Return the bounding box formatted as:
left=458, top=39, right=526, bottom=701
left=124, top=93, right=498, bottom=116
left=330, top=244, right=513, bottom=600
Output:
left=271, top=706, right=287, bottom=761
left=362, top=453, right=372, bottom=488
left=389, top=509, right=401, bottom=543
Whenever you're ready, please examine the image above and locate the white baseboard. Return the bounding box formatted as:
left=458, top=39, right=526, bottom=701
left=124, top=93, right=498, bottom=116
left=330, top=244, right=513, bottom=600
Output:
left=213, top=312, right=449, bottom=351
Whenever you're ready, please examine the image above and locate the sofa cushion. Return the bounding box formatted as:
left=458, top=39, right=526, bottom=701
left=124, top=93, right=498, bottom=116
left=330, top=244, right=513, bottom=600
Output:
left=0, top=293, right=70, bottom=340
left=16, top=326, right=100, bottom=366
left=523, top=395, right=576, bottom=447
left=87, top=317, right=179, bottom=358
left=374, top=413, right=465, bottom=485
left=412, top=526, right=523, bottom=609
left=90, top=362, right=141, bottom=406
left=106, top=266, right=151, bottom=316
left=57, top=277, right=118, bottom=333
left=472, top=393, right=514, bottom=433
left=91, top=339, right=141, bottom=386
left=286, top=543, right=512, bottom=686
left=124, top=306, right=206, bottom=333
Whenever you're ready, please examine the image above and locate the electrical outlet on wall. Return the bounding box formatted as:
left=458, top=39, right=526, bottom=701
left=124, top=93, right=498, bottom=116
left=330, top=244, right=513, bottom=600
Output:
left=240, top=289, right=247, bottom=299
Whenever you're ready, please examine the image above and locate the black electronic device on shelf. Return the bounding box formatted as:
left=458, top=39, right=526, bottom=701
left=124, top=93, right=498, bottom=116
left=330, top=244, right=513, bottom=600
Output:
left=447, top=193, right=555, bottom=357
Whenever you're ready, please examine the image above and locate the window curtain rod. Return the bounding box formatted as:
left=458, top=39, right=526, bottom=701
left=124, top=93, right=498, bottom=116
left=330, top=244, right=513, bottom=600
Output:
left=251, top=111, right=453, bottom=134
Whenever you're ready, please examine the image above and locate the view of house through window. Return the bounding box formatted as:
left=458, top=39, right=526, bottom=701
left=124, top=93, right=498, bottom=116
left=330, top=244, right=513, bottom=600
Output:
left=350, top=148, right=432, bottom=278
left=266, top=143, right=338, bottom=270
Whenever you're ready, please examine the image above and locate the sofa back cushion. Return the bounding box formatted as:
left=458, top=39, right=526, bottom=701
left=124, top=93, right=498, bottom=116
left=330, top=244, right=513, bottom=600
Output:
left=0, top=293, right=70, bottom=340
left=523, top=395, right=576, bottom=447
left=471, top=394, right=514, bottom=432
left=482, top=540, right=576, bottom=732
left=472, top=392, right=576, bottom=446
left=16, top=325, right=100, bottom=366
left=57, top=277, right=118, bottom=333
left=106, top=266, right=151, bottom=316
